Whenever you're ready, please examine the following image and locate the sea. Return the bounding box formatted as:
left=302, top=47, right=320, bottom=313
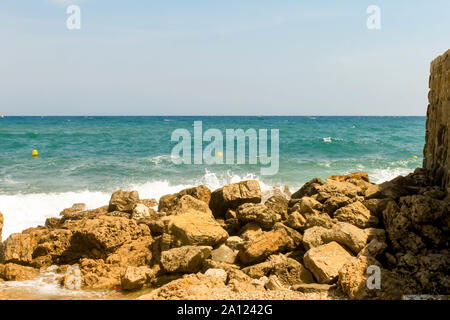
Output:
left=0, top=116, right=425, bottom=239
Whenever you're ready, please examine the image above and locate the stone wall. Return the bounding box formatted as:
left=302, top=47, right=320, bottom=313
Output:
left=423, top=49, right=450, bottom=193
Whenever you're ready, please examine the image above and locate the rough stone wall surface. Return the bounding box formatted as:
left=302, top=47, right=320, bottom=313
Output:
left=423, top=49, right=450, bottom=193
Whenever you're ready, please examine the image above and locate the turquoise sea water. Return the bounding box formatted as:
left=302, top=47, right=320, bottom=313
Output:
left=0, top=116, right=425, bottom=237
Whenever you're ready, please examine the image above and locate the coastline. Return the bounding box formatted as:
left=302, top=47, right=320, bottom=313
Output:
left=0, top=168, right=449, bottom=300
left=0, top=49, right=449, bottom=300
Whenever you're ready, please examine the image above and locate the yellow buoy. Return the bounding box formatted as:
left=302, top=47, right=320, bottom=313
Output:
left=32, top=149, right=38, bottom=157
left=413, top=155, right=418, bottom=159
left=217, top=152, right=223, bottom=157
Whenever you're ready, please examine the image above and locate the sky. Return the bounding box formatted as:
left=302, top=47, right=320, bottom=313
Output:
left=0, top=0, right=449, bottom=116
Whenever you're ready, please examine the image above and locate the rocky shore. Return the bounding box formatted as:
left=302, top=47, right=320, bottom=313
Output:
left=0, top=169, right=448, bottom=300
left=0, top=50, right=449, bottom=300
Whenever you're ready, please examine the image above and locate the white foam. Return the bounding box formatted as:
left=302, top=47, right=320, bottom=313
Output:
left=368, top=167, right=414, bottom=184
left=0, top=170, right=273, bottom=240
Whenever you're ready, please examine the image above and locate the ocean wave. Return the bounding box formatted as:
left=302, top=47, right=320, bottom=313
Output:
left=0, top=170, right=276, bottom=239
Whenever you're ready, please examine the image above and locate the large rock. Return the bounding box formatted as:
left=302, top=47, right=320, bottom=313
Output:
left=328, top=172, right=370, bottom=183
left=63, top=215, right=148, bottom=261
left=32, top=229, right=73, bottom=267
left=268, top=254, right=314, bottom=287
left=108, top=190, right=140, bottom=213
left=235, top=203, right=279, bottom=229
left=120, top=266, right=154, bottom=291
left=383, top=196, right=449, bottom=253
left=79, top=258, right=121, bottom=290
left=322, top=222, right=368, bottom=254
left=238, top=229, right=294, bottom=265
left=160, top=246, right=212, bottom=273
left=291, top=177, right=324, bottom=199
left=211, top=244, right=237, bottom=264
left=1, top=232, right=41, bottom=265
left=0, top=263, right=39, bottom=281
left=159, top=194, right=213, bottom=217
left=210, top=180, right=261, bottom=217
left=162, top=212, right=228, bottom=248
left=334, top=201, right=378, bottom=228
left=303, top=222, right=368, bottom=255
left=303, top=241, right=353, bottom=284
left=288, top=197, right=322, bottom=217
left=264, top=194, right=289, bottom=220
left=105, top=236, right=153, bottom=267
left=137, top=273, right=228, bottom=300
left=338, top=256, right=405, bottom=299
left=159, top=185, right=212, bottom=213
left=423, top=49, right=450, bottom=193
left=315, top=179, right=360, bottom=203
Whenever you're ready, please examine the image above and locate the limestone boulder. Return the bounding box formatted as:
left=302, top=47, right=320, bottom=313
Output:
left=334, top=201, right=379, bottom=228
left=286, top=211, right=307, bottom=230
left=241, top=254, right=314, bottom=286
left=63, top=215, right=147, bottom=260
left=264, top=194, right=289, bottom=220
left=288, top=196, right=322, bottom=217
left=79, top=258, right=121, bottom=290
left=210, top=180, right=261, bottom=217
left=315, top=179, right=360, bottom=203
left=238, top=229, right=294, bottom=265
left=239, top=222, right=263, bottom=241
left=204, top=268, right=228, bottom=283
left=322, top=195, right=353, bottom=214
left=158, top=185, right=211, bottom=213
left=0, top=263, right=39, bottom=281
left=120, top=266, right=155, bottom=291
left=338, top=256, right=404, bottom=299
left=137, top=273, right=227, bottom=300
left=159, top=194, right=213, bottom=217
left=328, top=172, right=370, bottom=183
left=211, top=244, right=237, bottom=264
left=291, top=177, right=324, bottom=199
left=322, top=222, right=368, bottom=254
left=105, top=236, right=153, bottom=267
left=1, top=231, right=44, bottom=265
left=32, top=229, right=73, bottom=267
left=225, top=236, right=245, bottom=251
left=357, top=239, right=387, bottom=258
left=236, top=203, right=279, bottom=229
left=108, top=190, right=139, bottom=213
left=162, top=212, right=228, bottom=248
left=160, top=246, right=212, bottom=273
left=303, top=241, right=353, bottom=284
left=303, top=223, right=368, bottom=255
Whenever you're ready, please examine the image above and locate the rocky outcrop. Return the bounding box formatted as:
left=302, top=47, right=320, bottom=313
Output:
left=423, top=49, right=450, bottom=193
left=303, top=242, right=353, bottom=284
left=159, top=185, right=211, bottom=214
left=210, top=180, right=262, bottom=217
left=160, top=246, right=212, bottom=273
left=108, top=190, right=140, bottom=213
left=0, top=263, right=39, bottom=281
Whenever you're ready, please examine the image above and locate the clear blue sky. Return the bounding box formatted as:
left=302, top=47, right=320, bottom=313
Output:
left=0, top=0, right=449, bottom=115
